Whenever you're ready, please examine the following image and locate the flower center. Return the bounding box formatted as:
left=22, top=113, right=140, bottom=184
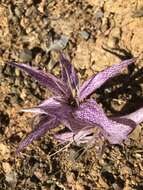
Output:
left=68, top=96, right=78, bottom=108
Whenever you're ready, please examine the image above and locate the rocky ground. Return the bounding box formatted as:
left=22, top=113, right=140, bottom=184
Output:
left=0, top=0, right=143, bottom=189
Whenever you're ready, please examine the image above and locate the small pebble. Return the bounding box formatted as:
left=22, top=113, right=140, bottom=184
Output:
left=20, top=49, right=33, bottom=62
left=5, top=171, right=17, bottom=185
left=47, top=35, right=69, bottom=52
left=107, top=37, right=119, bottom=48
left=132, top=7, right=143, bottom=17
left=14, top=7, right=22, bottom=18
left=66, top=172, right=75, bottom=185
left=80, top=31, right=90, bottom=40
left=75, top=182, right=85, bottom=190
left=95, top=9, right=104, bottom=19
left=2, top=162, right=12, bottom=174
left=0, top=143, right=10, bottom=160
left=135, top=153, right=141, bottom=159
left=15, top=68, right=20, bottom=77
left=140, top=170, right=143, bottom=177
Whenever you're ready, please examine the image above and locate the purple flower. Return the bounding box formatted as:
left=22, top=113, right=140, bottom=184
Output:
left=6, top=54, right=142, bottom=153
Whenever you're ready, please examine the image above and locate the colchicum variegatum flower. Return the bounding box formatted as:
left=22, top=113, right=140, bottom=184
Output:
left=6, top=54, right=143, bottom=153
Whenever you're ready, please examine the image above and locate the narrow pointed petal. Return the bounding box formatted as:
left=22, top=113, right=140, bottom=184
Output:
left=6, top=62, right=70, bottom=97
left=78, top=58, right=136, bottom=101
left=20, top=97, right=62, bottom=116
left=111, top=117, right=136, bottom=129
left=73, top=129, right=95, bottom=145
left=102, top=123, right=135, bottom=144
left=21, top=108, right=48, bottom=115
left=16, top=117, right=58, bottom=153
left=106, top=117, right=136, bottom=144
left=121, top=107, right=143, bottom=124
left=54, top=129, right=94, bottom=145
left=39, top=97, right=62, bottom=108
left=74, top=99, right=135, bottom=144
left=54, top=132, right=74, bottom=143
left=60, top=54, right=79, bottom=89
